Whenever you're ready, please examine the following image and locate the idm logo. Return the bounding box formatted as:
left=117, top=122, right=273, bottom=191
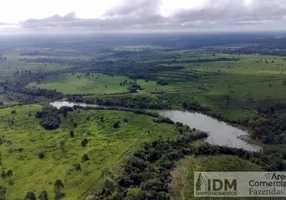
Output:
left=195, top=172, right=237, bottom=196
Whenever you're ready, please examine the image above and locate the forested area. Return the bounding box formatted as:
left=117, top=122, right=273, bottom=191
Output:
left=95, top=122, right=283, bottom=200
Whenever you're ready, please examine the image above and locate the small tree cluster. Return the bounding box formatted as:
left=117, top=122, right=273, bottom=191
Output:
left=54, top=179, right=65, bottom=200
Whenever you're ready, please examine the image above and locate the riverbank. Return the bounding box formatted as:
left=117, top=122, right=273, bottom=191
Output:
left=51, top=101, right=262, bottom=152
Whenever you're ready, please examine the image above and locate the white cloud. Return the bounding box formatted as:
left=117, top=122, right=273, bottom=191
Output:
left=1, top=0, right=286, bottom=33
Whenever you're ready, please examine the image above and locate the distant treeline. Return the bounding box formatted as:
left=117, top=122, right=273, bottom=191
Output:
left=222, top=45, right=286, bottom=56
left=154, top=57, right=240, bottom=64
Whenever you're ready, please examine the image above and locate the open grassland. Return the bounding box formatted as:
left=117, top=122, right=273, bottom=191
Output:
left=170, top=155, right=264, bottom=200
left=0, top=105, right=177, bottom=200
left=29, top=73, right=179, bottom=95
left=28, top=73, right=132, bottom=95
left=0, top=59, right=70, bottom=82
left=150, top=53, right=286, bottom=120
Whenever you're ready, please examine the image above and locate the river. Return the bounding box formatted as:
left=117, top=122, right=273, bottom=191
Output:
left=50, top=101, right=262, bottom=152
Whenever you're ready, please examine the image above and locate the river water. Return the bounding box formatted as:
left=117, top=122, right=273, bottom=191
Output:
left=50, top=101, right=262, bottom=152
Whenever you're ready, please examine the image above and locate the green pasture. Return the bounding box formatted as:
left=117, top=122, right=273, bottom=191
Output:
left=170, top=155, right=263, bottom=200
left=0, top=105, right=177, bottom=200
left=28, top=73, right=132, bottom=95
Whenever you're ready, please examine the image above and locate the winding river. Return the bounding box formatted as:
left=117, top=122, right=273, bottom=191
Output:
left=50, top=101, right=262, bottom=152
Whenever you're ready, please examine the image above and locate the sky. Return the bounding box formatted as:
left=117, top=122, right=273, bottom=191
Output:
left=1, top=0, right=286, bottom=34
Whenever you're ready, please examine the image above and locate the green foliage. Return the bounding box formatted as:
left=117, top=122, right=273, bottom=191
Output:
left=35, top=107, right=61, bottom=130
left=54, top=179, right=64, bottom=190
left=38, top=152, right=45, bottom=159
left=70, top=94, right=170, bottom=109
left=69, top=130, right=74, bottom=138
left=0, top=186, right=6, bottom=200
left=113, top=121, right=120, bottom=129
left=0, top=105, right=177, bottom=200
left=36, top=106, right=74, bottom=130
left=38, top=190, right=48, bottom=200
left=25, top=191, right=36, bottom=200
left=97, top=125, right=209, bottom=199
left=81, top=154, right=89, bottom=162
left=6, top=170, right=13, bottom=177
left=81, top=139, right=88, bottom=147
left=249, top=103, right=286, bottom=144
left=54, top=190, right=65, bottom=200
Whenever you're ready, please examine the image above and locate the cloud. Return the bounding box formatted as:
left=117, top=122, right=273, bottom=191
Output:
left=103, top=0, right=161, bottom=17
left=18, top=0, right=286, bottom=33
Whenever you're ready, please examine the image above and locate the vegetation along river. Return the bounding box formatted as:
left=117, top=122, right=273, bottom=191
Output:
left=51, top=101, right=262, bottom=152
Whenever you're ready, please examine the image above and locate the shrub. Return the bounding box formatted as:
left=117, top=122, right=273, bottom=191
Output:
left=69, top=130, right=74, bottom=138
left=74, top=164, right=81, bottom=171
left=54, top=179, right=64, bottom=190
left=157, top=80, right=169, bottom=85
left=54, top=190, right=65, bottom=200
left=81, top=139, right=88, bottom=147
left=38, top=190, right=48, bottom=200
left=113, top=121, right=120, bottom=129
left=39, top=152, right=45, bottom=159
left=25, top=191, right=36, bottom=200
left=0, top=185, right=6, bottom=200
left=82, top=154, right=89, bottom=162
left=7, top=170, right=13, bottom=177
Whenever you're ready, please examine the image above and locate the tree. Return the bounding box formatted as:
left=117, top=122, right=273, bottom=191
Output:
left=81, top=139, right=88, bottom=147
left=54, top=179, right=64, bottom=190
left=54, top=190, right=65, bottom=200
left=113, top=122, right=120, bottom=129
left=38, top=190, right=48, bottom=200
left=0, top=185, right=6, bottom=200
left=54, top=179, right=65, bottom=200
left=69, top=130, right=74, bottom=138
left=25, top=191, right=36, bottom=200
left=74, top=164, right=81, bottom=171
left=39, top=152, right=45, bottom=159
left=7, top=170, right=13, bottom=177
left=82, top=154, right=89, bottom=162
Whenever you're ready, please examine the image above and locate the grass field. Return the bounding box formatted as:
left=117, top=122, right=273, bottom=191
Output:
left=28, top=73, right=181, bottom=95
left=28, top=73, right=132, bottom=95
left=170, top=155, right=264, bottom=200
left=0, top=105, right=177, bottom=200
